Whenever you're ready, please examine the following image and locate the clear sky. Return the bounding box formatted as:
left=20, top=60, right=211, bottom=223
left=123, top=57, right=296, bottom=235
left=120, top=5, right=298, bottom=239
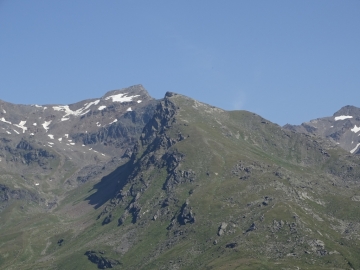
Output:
left=1, top=1, right=359, bottom=125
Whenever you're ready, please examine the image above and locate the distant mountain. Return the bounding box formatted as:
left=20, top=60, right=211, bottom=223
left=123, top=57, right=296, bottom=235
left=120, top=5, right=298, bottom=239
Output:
left=1, top=88, right=360, bottom=269
left=284, top=105, right=360, bottom=154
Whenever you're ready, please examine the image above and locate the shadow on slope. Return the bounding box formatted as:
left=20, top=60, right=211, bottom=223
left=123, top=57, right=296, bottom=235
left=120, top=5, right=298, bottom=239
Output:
left=85, top=162, right=131, bottom=209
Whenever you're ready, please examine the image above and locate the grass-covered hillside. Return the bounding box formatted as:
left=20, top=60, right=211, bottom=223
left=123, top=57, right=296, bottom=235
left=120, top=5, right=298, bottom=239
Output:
left=1, top=92, right=360, bottom=269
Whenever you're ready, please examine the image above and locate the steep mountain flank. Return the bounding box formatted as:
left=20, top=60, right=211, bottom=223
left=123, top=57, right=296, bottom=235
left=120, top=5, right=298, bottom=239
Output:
left=81, top=93, right=360, bottom=269
left=1, top=90, right=360, bottom=270
left=0, top=85, right=158, bottom=208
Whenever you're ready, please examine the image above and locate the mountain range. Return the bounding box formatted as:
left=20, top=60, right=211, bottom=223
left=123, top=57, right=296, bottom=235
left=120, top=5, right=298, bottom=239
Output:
left=1, top=85, right=360, bottom=270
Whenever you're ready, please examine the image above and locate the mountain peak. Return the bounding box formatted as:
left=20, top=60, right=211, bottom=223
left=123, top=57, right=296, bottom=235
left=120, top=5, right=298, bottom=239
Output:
left=284, top=104, right=360, bottom=154
left=102, top=84, right=152, bottom=101
left=333, top=105, right=360, bottom=117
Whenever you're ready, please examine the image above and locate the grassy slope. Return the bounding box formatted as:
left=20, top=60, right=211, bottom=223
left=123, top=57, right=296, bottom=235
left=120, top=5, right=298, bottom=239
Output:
left=1, top=94, right=360, bottom=269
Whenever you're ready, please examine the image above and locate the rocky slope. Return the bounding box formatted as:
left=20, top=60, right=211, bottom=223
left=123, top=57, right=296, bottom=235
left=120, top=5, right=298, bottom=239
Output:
left=89, top=93, right=360, bottom=269
left=0, top=84, right=158, bottom=209
left=284, top=105, right=360, bottom=154
left=1, top=89, right=360, bottom=270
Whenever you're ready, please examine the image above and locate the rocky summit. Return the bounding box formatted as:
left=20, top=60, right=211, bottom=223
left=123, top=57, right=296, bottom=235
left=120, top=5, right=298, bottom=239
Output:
left=284, top=105, right=360, bottom=154
left=1, top=86, right=360, bottom=270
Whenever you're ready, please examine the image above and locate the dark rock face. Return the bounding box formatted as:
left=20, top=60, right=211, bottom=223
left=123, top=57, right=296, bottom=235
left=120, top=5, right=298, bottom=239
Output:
left=0, top=84, right=157, bottom=164
left=178, top=200, right=195, bottom=225
left=0, top=85, right=159, bottom=211
left=84, top=251, right=120, bottom=269
left=22, top=149, right=55, bottom=165
left=16, top=139, right=33, bottom=150
left=57, top=239, right=64, bottom=246
left=73, top=100, right=157, bottom=148
left=0, top=184, right=40, bottom=203
left=102, top=213, right=113, bottom=225
left=226, top=243, right=238, bottom=248
left=97, top=95, right=188, bottom=227
left=246, top=222, right=256, bottom=233
left=0, top=138, right=56, bottom=166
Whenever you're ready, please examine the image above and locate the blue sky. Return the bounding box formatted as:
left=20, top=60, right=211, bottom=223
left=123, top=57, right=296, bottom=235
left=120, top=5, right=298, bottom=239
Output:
left=1, top=1, right=359, bottom=125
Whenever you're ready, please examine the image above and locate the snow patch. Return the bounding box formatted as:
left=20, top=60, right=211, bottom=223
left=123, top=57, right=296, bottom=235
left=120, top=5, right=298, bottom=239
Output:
left=13, top=129, right=20, bottom=134
left=335, top=115, right=353, bottom=121
left=58, top=138, right=62, bottom=141
left=35, top=183, right=39, bottom=186
left=80, top=109, right=90, bottom=115
left=98, top=105, right=106, bottom=111
left=126, top=107, right=132, bottom=112
left=351, top=125, right=360, bottom=133
left=350, top=143, right=360, bottom=154
left=0, top=117, right=12, bottom=124
left=13, top=121, right=27, bottom=133
left=109, top=119, right=117, bottom=124
left=42, top=120, right=52, bottom=132
left=96, top=122, right=101, bottom=127
left=48, top=134, right=54, bottom=139
left=34, top=105, right=42, bottom=108
left=137, top=100, right=142, bottom=103
left=2, top=109, right=6, bottom=113
left=30, top=133, right=34, bottom=135
left=70, top=143, right=75, bottom=145
left=33, top=123, right=37, bottom=126
left=105, top=93, right=140, bottom=103
left=6, top=131, right=11, bottom=134
left=65, top=134, right=69, bottom=138
left=52, top=99, right=100, bottom=119
left=48, top=142, right=54, bottom=145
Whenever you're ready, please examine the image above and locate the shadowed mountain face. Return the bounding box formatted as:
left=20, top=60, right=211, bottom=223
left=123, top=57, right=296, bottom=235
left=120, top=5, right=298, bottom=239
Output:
left=284, top=105, right=360, bottom=154
left=0, top=84, right=158, bottom=210
left=0, top=84, right=156, bottom=157
left=1, top=88, right=360, bottom=270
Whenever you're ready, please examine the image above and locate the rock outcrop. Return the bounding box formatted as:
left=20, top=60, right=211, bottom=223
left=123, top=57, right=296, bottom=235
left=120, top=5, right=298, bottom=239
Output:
left=84, top=251, right=120, bottom=269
